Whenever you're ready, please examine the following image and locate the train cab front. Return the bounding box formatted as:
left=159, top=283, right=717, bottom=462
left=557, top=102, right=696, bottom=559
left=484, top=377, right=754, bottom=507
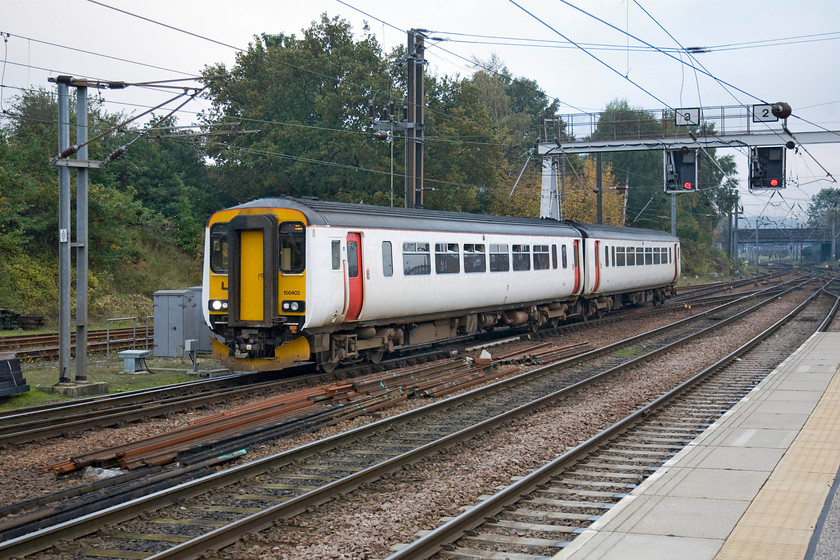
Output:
left=206, top=211, right=310, bottom=371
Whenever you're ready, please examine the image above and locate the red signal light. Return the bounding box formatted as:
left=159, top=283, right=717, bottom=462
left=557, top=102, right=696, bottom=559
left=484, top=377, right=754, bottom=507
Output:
left=770, top=178, right=779, bottom=187
left=683, top=181, right=693, bottom=189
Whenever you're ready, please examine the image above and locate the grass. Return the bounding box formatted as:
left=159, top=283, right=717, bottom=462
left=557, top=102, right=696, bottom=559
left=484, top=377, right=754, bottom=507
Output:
left=0, top=356, right=204, bottom=411
left=613, top=347, right=654, bottom=357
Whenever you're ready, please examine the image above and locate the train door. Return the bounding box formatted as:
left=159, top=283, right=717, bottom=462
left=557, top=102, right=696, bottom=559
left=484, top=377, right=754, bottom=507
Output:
left=345, top=232, right=363, bottom=320
left=673, top=243, right=680, bottom=282
left=592, top=240, right=601, bottom=293
left=572, top=239, right=581, bottom=294
left=228, top=214, right=278, bottom=327
left=240, top=229, right=264, bottom=321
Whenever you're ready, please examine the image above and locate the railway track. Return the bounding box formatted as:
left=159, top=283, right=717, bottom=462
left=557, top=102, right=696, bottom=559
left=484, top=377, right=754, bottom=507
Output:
left=0, top=277, right=751, bottom=449
left=388, top=281, right=836, bottom=560
left=0, top=371, right=309, bottom=447
left=0, top=276, right=818, bottom=559
left=0, top=327, right=153, bottom=361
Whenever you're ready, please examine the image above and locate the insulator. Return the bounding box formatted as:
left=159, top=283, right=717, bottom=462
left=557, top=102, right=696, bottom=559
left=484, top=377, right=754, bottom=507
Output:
left=107, top=146, right=127, bottom=162
left=59, top=145, right=79, bottom=159
left=374, top=130, right=389, bottom=140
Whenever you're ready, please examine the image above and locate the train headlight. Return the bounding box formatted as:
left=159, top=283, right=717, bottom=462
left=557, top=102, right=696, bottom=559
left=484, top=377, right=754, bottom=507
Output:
left=209, top=299, right=228, bottom=311
left=282, top=300, right=305, bottom=312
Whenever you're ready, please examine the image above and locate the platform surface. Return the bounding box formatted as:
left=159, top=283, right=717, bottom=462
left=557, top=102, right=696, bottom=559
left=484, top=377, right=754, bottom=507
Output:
left=554, top=331, right=840, bottom=560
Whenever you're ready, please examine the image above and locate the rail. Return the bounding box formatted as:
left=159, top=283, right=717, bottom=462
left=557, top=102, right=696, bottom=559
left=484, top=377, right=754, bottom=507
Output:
left=0, top=276, right=815, bottom=559
left=105, top=317, right=137, bottom=356
left=385, top=281, right=831, bottom=559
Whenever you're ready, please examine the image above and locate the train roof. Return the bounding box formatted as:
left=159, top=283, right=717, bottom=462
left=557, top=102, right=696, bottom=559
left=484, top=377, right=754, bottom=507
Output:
left=570, top=222, right=679, bottom=242
left=226, top=197, right=677, bottom=241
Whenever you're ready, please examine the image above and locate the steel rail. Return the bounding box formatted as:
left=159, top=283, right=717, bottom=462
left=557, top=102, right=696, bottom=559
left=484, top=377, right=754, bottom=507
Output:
left=139, top=281, right=816, bottom=560
left=0, top=276, right=813, bottom=559
left=0, top=372, right=320, bottom=446
left=384, top=282, right=830, bottom=559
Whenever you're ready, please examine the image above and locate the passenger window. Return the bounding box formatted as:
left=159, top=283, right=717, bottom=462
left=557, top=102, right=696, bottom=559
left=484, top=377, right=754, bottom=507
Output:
left=616, top=247, right=625, bottom=267
left=533, top=245, right=550, bottom=270
left=210, top=223, right=229, bottom=273
left=512, top=245, right=531, bottom=271
left=279, top=222, right=305, bottom=274
left=551, top=244, right=558, bottom=269
left=464, top=244, right=486, bottom=273
left=626, top=247, right=635, bottom=266
left=331, top=240, right=341, bottom=271
left=382, top=241, right=393, bottom=277
left=612, top=246, right=616, bottom=266
left=653, top=248, right=661, bottom=265
left=403, top=242, right=431, bottom=275
left=645, top=247, right=653, bottom=265
left=636, top=247, right=644, bottom=266
left=435, top=243, right=460, bottom=274
left=490, top=244, right=510, bottom=272
left=561, top=245, right=568, bottom=269
left=347, top=241, right=359, bottom=278
left=604, top=245, right=609, bottom=267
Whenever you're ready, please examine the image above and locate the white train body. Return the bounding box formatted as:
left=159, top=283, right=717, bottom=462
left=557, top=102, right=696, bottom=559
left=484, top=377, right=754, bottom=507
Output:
left=203, top=198, right=680, bottom=371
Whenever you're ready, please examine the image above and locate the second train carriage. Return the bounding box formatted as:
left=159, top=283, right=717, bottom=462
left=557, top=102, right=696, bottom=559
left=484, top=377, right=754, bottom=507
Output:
left=202, top=197, right=680, bottom=371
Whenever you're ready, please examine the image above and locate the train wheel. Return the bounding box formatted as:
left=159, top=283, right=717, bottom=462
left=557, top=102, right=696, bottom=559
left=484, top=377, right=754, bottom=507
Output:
left=319, top=360, right=338, bottom=373
left=366, top=349, right=385, bottom=364
left=316, top=352, right=338, bottom=373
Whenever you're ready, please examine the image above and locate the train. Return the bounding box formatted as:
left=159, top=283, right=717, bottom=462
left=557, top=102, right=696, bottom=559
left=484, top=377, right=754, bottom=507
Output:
left=202, top=197, right=680, bottom=372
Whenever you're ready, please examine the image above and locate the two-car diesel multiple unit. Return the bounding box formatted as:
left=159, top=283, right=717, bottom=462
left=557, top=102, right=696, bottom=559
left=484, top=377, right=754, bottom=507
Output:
left=202, top=197, right=680, bottom=372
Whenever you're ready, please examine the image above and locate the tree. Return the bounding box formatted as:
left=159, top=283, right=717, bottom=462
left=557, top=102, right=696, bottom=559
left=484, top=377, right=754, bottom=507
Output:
left=464, top=55, right=559, bottom=217
left=592, top=100, right=666, bottom=231
left=562, top=157, right=625, bottom=225
left=421, top=74, right=501, bottom=213
left=0, top=87, right=207, bottom=316
left=808, top=188, right=840, bottom=260
left=98, top=116, right=210, bottom=251
left=201, top=15, right=395, bottom=206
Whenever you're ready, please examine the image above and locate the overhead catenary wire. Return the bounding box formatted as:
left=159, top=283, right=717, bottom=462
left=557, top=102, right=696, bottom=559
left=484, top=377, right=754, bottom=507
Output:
left=202, top=139, right=485, bottom=191
left=52, top=87, right=202, bottom=161
left=4, top=3, right=832, bottom=210
left=0, top=31, right=196, bottom=77
left=421, top=30, right=840, bottom=54
left=104, top=86, right=208, bottom=163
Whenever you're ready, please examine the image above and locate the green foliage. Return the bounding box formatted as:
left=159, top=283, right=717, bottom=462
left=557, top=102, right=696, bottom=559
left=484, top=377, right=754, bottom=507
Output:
left=807, top=188, right=840, bottom=230
left=0, top=251, right=58, bottom=315
left=0, top=87, right=203, bottom=323
left=0, top=18, right=738, bottom=328
left=202, top=15, right=394, bottom=205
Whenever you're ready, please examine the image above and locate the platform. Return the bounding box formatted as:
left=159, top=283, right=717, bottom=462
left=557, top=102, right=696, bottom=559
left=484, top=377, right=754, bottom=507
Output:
left=555, top=331, right=840, bottom=560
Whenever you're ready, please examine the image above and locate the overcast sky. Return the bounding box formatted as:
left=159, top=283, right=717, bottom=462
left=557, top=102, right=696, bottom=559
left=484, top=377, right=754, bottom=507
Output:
left=3, top=0, right=839, bottom=226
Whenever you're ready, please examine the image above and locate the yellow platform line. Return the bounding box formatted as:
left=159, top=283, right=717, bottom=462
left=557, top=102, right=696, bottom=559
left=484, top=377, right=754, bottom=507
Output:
left=715, top=364, right=840, bottom=560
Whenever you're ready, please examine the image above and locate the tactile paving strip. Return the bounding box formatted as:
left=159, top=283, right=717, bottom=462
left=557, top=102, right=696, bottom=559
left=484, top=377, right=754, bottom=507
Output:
left=714, top=364, right=840, bottom=560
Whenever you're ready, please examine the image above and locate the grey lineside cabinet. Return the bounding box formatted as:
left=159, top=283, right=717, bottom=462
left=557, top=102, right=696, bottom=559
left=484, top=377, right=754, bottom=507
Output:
left=153, top=287, right=212, bottom=357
